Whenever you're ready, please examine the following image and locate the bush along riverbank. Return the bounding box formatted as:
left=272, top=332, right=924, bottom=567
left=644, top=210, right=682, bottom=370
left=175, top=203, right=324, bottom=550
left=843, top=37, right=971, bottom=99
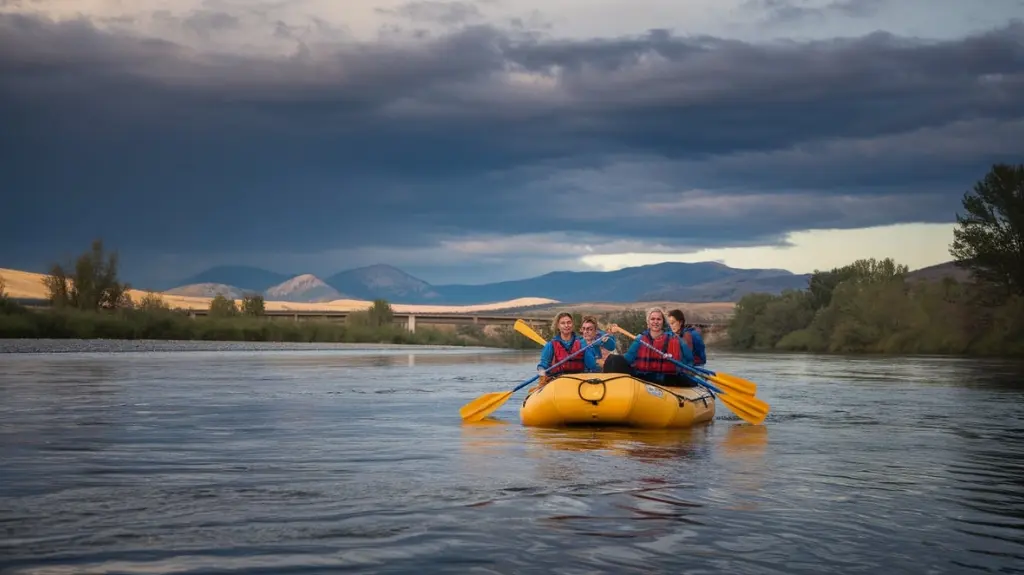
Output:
left=726, top=258, right=1024, bottom=357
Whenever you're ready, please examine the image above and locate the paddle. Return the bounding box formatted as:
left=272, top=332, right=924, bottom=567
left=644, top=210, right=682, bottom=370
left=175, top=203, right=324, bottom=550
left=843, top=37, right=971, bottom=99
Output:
left=459, top=335, right=605, bottom=423
left=517, top=318, right=757, bottom=397
left=686, top=364, right=758, bottom=397
left=514, top=319, right=548, bottom=346
left=614, top=323, right=758, bottom=397
left=612, top=327, right=770, bottom=425
left=651, top=324, right=758, bottom=395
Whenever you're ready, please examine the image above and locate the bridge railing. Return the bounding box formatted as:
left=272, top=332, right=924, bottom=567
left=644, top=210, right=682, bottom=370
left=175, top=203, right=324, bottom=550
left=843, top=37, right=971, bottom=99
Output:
left=179, top=309, right=726, bottom=333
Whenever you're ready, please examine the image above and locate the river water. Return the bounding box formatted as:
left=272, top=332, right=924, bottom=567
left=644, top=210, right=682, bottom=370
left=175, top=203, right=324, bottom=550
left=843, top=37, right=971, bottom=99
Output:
left=1, top=340, right=1023, bottom=574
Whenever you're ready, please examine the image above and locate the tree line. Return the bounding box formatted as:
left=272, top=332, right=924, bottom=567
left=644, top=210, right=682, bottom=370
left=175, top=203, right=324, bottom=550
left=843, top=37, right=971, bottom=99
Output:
left=0, top=248, right=529, bottom=347
left=726, top=162, right=1024, bottom=357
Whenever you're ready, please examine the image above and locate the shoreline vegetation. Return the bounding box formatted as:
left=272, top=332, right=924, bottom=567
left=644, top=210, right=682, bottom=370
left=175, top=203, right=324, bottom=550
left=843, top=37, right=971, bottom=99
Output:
left=0, top=260, right=658, bottom=349
left=725, top=163, right=1024, bottom=358
left=0, top=290, right=534, bottom=348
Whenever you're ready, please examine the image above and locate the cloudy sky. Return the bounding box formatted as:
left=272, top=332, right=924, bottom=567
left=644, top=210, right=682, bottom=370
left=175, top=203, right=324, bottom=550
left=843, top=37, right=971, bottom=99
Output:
left=1, top=0, right=1022, bottom=288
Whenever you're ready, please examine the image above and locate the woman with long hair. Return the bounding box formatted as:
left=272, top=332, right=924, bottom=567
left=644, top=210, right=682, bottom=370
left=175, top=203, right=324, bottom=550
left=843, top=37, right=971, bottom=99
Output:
left=667, top=308, right=705, bottom=366
left=536, top=312, right=598, bottom=379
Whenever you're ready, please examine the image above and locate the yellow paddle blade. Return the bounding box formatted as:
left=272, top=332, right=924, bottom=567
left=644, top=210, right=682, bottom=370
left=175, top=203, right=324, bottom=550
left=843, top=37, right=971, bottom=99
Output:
left=514, top=319, right=547, bottom=346
left=718, top=391, right=769, bottom=425
left=707, top=372, right=757, bottom=397
left=710, top=371, right=757, bottom=396
left=614, top=326, right=761, bottom=399
left=459, top=390, right=514, bottom=423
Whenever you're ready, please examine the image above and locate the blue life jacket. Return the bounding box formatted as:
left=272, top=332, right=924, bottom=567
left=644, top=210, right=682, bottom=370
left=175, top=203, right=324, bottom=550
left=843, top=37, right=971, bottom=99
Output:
left=683, top=326, right=707, bottom=365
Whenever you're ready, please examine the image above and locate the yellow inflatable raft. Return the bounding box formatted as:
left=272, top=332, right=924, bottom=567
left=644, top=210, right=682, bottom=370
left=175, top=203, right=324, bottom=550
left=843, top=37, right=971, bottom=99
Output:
left=519, top=372, right=716, bottom=429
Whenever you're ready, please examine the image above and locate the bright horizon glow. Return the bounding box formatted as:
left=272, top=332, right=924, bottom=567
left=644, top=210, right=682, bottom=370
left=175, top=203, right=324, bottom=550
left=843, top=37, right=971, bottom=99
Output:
left=580, top=223, right=956, bottom=274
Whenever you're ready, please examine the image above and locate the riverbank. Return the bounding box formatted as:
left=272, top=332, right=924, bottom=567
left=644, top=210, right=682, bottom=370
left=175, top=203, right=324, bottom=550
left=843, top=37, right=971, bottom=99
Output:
left=725, top=260, right=1024, bottom=359
left=0, top=305, right=526, bottom=348
left=0, top=338, right=513, bottom=354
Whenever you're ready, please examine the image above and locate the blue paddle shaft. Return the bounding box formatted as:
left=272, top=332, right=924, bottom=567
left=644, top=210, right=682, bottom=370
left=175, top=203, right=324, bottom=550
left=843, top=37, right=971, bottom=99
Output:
left=512, top=336, right=606, bottom=393
left=511, top=375, right=541, bottom=393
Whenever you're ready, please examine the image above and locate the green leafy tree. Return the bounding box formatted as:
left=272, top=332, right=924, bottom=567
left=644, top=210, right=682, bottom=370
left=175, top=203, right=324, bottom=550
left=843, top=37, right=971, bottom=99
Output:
left=728, top=293, right=778, bottom=348
left=808, top=267, right=856, bottom=310
left=752, top=290, right=816, bottom=349
left=241, top=293, right=265, bottom=316
left=807, top=258, right=908, bottom=310
left=137, top=292, right=170, bottom=311
left=844, top=257, right=909, bottom=284
left=367, top=299, right=394, bottom=327
left=825, top=277, right=911, bottom=352
left=43, top=239, right=132, bottom=310
left=950, top=162, right=1024, bottom=297
left=0, top=275, right=20, bottom=315
left=208, top=294, right=238, bottom=317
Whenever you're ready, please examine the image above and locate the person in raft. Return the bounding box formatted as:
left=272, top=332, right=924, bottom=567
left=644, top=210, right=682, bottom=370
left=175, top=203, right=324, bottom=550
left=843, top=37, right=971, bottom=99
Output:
left=580, top=315, right=617, bottom=372
left=536, top=312, right=599, bottom=380
left=666, top=308, right=707, bottom=366
left=603, top=306, right=696, bottom=387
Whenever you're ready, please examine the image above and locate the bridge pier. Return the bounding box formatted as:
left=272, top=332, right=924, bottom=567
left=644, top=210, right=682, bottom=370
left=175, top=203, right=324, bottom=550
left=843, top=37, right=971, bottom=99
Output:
left=407, top=314, right=416, bottom=333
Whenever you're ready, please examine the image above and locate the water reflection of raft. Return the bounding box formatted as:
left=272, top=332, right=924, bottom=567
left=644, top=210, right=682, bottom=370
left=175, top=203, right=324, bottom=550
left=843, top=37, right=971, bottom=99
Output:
left=520, top=372, right=716, bottom=429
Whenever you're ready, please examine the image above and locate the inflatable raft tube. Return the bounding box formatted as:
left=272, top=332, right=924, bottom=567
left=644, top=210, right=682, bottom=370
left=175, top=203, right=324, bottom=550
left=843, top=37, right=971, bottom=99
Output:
left=520, top=371, right=716, bottom=429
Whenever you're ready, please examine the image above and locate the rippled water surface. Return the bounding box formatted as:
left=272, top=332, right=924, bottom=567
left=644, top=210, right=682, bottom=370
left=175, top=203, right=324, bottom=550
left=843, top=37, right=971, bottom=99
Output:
left=2, top=341, right=1023, bottom=574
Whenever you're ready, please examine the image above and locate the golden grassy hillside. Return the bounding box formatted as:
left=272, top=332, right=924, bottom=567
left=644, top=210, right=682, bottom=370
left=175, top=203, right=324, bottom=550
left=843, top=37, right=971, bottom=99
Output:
left=0, top=267, right=559, bottom=313
left=0, top=266, right=736, bottom=319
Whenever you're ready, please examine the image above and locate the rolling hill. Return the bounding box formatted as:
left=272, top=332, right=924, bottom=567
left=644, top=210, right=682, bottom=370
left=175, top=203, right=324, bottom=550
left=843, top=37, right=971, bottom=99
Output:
left=168, top=261, right=814, bottom=304
left=325, top=265, right=441, bottom=302
left=264, top=274, right=345, bottom=303
left=175, top=265, right=294, bottom=292
left=163, top=283, right=247, bottom=299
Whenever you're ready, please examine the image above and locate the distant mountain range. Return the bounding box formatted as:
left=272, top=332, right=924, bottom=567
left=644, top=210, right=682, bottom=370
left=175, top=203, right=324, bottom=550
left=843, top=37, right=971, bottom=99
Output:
left=164, top=261, right=816, bottom=304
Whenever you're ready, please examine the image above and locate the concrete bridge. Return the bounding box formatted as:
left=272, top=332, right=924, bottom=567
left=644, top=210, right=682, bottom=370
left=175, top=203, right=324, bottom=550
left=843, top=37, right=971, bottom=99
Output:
left=183, top=308, right=725, bottom=333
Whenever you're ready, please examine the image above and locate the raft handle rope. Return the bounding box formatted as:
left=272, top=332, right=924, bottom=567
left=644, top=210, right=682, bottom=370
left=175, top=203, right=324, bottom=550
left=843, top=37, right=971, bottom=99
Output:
left=559, top=374, right=633, bottom=385
left=577, top=379, right=607, bottom=405
left=552, top=374, right=713, bottom=408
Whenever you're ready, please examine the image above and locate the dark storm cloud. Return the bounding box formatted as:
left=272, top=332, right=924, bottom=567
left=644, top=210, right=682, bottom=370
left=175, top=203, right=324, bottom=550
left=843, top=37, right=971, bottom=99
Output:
left=1, top=11, right=1022, bottom=272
